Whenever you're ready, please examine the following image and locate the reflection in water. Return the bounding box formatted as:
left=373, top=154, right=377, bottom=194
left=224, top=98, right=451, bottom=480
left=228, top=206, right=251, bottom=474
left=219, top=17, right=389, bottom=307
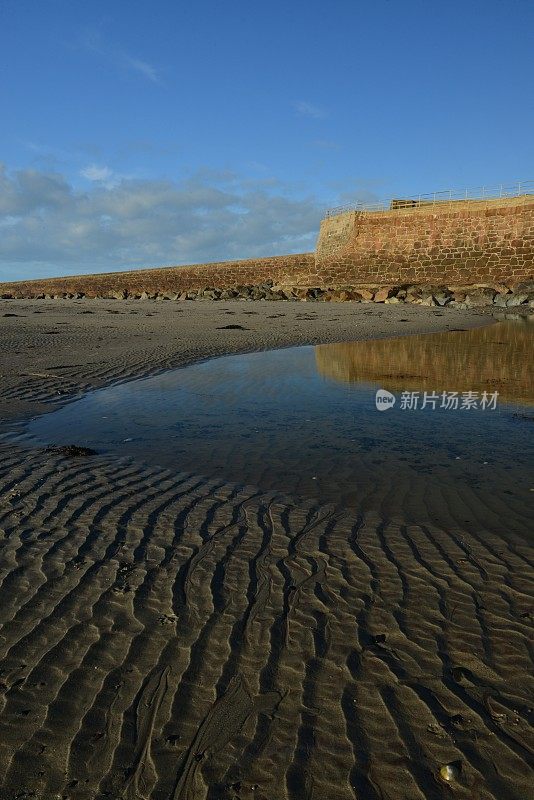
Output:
left=15, top=319, right=534, bottom=509
left=315, top=318, right=534, bottom=405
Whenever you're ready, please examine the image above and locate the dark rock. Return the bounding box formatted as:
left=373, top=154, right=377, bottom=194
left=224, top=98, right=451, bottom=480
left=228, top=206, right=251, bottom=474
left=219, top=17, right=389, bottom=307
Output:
left=514, top=280, right=534, bottom=293
left=493, top=293, right=508, bottom=307
left=465, top=288, right=496, bottom=307
left=46, top=445, right=98, bottom=458
left=506, top=293, right=528, bottom=306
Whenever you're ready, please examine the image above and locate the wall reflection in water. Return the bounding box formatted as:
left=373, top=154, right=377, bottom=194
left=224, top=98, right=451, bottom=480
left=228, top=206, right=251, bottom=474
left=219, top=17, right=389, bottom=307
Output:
left=315, top=318, right=534, bottom=406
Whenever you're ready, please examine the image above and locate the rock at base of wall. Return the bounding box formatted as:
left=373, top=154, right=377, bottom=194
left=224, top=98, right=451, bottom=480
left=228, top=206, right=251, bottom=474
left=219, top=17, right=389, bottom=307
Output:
left=3, top=281, right=534, bottom=309
left=374, top=287, right=395, bottom=302
left=464, top=288, right=496, bottom=308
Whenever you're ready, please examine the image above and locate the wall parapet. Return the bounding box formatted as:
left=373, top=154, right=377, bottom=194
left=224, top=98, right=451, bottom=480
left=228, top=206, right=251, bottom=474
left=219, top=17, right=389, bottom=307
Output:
left=325, top=179, right=534, bottom=217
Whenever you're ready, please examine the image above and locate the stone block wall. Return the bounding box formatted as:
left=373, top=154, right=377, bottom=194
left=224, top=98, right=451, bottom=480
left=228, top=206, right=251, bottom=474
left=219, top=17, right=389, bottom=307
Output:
left=315, top=195, right=534, bottom=286
left=1, top=195, right=532, bottom=298
left=0, top=253, right=316, bottom=298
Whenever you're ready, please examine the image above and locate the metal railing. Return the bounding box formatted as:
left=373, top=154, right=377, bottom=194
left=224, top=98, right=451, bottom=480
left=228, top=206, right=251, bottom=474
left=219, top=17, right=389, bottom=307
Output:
left=324, top=179, right=534, bottom=217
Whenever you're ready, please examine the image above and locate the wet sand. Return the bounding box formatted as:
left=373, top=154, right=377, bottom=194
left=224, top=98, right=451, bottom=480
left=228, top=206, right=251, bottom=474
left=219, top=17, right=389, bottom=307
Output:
left=0, top=299, right=532, bottom=800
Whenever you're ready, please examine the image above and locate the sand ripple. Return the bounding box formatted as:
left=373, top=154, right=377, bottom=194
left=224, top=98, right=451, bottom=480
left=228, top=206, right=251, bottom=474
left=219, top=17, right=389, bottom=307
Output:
left=0, top=442, right=531, bottom=800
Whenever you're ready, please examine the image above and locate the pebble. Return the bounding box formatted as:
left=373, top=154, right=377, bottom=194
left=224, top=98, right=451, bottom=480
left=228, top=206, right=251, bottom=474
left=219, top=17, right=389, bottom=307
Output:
left=439, top=761, right=462, bottom=782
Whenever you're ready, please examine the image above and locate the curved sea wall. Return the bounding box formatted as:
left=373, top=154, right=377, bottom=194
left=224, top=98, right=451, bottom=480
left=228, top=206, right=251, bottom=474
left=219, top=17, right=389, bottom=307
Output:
left=316, top=195, right=534, bottom=286
left=0, top=196, right=532, bottom=298
left=0, top=253, right=316, bottom=298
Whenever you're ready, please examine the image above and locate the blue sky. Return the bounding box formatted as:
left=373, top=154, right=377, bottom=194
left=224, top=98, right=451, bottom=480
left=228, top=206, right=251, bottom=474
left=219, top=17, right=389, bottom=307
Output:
left=1, top=0, right=533, bottom=280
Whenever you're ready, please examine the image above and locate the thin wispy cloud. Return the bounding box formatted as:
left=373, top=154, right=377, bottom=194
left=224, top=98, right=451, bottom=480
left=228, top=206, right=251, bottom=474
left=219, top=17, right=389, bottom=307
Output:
left=80, top=164, right=114, bottom=183
left=80, top=31, right=160, bottom=83
left=294, top=100, right=327, bottom=119
left=120, top=54, right=158, bottom=83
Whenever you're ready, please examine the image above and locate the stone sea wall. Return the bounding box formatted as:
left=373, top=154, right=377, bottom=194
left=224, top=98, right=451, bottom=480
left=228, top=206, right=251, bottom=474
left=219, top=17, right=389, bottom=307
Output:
left=0, top=196, right=532, bottom=299
left=0, top=254, right=316, bottom=299
left=316, top=195, right=534, bottom=286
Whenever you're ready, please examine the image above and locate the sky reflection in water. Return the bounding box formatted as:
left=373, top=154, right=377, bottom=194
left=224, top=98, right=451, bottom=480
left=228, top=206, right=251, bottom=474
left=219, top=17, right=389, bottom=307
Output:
left=21, top=319, right=534, bottom=507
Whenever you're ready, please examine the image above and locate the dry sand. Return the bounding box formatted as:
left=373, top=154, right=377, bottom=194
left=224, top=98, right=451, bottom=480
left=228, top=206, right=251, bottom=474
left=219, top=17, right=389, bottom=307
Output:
left=0, top=299, right=532, bottom=800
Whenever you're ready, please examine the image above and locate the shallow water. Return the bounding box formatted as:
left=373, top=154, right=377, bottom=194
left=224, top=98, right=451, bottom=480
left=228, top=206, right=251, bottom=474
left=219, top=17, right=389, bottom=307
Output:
left=17, top=318, right=534, bottom=508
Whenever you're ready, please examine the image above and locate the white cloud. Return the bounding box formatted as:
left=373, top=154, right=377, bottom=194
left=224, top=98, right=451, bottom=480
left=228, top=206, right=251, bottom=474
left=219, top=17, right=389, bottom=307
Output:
left=0, top=163, right=324, bottom=280
left=80, top=164, right=114, bottom=183
left=294, top=101, right=327, bottom=119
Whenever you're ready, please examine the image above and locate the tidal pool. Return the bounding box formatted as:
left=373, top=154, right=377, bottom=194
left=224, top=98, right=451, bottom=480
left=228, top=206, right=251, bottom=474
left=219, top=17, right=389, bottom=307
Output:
left=16, top=319, right=534, bottom=508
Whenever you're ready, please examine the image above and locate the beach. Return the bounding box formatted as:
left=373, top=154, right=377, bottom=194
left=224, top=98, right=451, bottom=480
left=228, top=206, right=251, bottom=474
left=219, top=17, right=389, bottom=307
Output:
left=0, top=299, right=532, bottom=800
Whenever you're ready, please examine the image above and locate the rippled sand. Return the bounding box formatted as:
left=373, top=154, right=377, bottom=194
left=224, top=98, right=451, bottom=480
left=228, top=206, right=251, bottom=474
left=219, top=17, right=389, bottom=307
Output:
left=0, top=300, right=532, bottom=800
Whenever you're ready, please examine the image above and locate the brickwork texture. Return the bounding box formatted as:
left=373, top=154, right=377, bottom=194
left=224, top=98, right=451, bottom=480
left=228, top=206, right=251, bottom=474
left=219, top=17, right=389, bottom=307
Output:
left=316, top=195, right=534, bottom=286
